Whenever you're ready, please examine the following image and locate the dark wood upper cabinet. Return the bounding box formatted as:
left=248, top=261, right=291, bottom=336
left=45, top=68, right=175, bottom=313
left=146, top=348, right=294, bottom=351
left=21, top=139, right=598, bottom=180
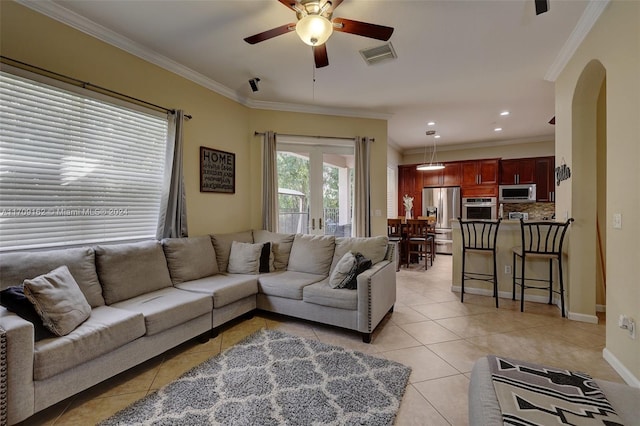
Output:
left=535, top=156, right=555, bottom=201
left=442, top=162, right=462, bottom=186
left=500, top=158, right=536, bottom=184
left=461, top=159, right=499, bottom=185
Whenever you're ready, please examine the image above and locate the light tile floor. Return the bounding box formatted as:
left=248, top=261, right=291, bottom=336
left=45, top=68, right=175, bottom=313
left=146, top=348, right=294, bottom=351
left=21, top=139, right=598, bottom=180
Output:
left=24, top=256, right=620, bottom=425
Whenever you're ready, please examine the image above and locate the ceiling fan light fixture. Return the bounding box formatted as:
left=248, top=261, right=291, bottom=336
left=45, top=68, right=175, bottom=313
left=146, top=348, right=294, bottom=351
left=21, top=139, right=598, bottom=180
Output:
left=296, top=14, right=333, bottom=46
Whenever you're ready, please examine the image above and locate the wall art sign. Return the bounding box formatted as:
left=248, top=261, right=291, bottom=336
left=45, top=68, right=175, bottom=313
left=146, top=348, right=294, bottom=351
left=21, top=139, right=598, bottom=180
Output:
left=200, top=147, right=235, bottom=193
left=555, top=160, right=571, bottom=186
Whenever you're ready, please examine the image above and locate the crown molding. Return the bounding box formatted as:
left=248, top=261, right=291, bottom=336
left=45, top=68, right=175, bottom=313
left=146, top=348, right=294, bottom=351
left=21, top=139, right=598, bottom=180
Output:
left=544, top=0, right=610, bottom=82
left=247, top=99, right=393, bottom=120
left=403, top=134, right=555, bottom=156
left=15, top=0, right=245, bottom=104
left=16, top=0, right=392, bottom=122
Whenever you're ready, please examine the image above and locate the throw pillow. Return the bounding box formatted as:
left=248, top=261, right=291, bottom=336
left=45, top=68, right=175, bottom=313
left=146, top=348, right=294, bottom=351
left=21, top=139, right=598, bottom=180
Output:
left=227, top=241, right=263, bottom=275
left=343, top=252, right=373, bottom=290
left=329, top=251, right=357, bottom=289
left=0, top=286, right=54, bottom=341
left=23, top=265, right=92, bottom=336
left=259, top=242, right=274, bottom=273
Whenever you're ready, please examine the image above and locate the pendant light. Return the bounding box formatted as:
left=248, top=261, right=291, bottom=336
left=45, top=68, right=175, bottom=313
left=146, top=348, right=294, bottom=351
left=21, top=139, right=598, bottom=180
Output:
left=416, top=130, right=445, bottom=171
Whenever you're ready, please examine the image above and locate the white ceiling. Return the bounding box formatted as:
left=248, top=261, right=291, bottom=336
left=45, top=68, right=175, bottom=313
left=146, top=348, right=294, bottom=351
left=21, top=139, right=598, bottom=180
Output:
left=27, top=0, right=602, bottom=152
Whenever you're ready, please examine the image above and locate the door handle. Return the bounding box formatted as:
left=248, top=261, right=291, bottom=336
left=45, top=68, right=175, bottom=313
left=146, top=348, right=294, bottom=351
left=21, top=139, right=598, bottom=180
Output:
left=311, top=218, right=315, bottom=230
left=319, top=218, right=323, bottom=230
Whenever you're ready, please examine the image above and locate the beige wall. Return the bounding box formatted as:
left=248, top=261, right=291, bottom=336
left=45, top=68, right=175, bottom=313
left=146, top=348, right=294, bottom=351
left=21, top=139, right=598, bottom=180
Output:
left=555, top=0, right=639, bottom=383
left=0, top=2, right=388, bottom=238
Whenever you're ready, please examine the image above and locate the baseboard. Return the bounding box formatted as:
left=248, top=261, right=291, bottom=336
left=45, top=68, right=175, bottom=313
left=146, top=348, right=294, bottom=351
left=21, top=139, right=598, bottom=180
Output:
left=596, top=304, right=606, bottom=312
left=451, top=286, right=560, bottom=305
left=567, top=311, right=599, bottom=324
left=603, top=348, right=640, bottom=387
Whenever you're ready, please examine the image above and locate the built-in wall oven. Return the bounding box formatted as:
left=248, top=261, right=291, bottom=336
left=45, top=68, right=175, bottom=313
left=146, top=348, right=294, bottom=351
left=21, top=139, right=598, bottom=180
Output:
left=462, top=197, right=497, bottom=220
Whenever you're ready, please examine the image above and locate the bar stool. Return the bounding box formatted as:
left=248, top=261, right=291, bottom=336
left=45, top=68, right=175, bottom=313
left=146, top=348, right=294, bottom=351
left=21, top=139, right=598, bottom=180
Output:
left=458, top=218, right=502, bottom=307
left=512, top=218, right=574, bottom=316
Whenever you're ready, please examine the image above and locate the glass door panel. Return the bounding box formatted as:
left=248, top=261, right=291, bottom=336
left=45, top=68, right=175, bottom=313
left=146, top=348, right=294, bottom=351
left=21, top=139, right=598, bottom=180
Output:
left=277, top=143, right=353, bottom=236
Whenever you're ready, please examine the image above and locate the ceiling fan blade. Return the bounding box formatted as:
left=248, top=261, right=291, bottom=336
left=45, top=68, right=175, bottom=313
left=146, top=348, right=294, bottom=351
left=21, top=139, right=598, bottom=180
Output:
left=244, top=23, right=296, bottom=44
left=278, top=0, right=297, bottom=11
left=313, top=44, right=329, bottom=68
left=332, top=18, right=394, bottom=41
left=535, top=0, right=549, bottom=15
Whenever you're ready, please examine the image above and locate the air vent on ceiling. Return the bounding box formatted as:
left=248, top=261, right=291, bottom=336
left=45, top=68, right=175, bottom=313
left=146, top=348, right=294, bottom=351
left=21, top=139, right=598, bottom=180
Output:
left=359, top=42, right=397, bottom=65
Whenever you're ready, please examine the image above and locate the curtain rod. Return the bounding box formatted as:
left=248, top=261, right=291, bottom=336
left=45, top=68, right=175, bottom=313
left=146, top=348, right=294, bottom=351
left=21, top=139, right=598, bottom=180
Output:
left=254, top=131, right=374, bottom=142
left=1, top=56, right=192, bottom=119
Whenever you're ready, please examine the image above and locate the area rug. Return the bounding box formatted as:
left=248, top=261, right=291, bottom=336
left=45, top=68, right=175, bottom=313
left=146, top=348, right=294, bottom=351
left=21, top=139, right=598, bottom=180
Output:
left=99, top=329, right=412, bottom=425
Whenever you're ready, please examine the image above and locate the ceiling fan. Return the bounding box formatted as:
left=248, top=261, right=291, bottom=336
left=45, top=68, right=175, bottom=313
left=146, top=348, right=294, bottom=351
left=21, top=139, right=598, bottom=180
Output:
left=243, top=0, right=394, bottom=68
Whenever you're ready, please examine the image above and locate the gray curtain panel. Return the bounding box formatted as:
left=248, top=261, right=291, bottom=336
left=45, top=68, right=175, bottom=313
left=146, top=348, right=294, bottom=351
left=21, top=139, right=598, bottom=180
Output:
left=157, top=110, right=188, bottom=239
left=354, top=136, right=371, bottom=237
left=262, top=131, right=278, bottom=232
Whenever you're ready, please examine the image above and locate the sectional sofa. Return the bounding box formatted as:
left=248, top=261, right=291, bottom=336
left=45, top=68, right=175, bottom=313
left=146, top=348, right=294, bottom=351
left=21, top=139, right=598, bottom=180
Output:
left=0, top=230, right=395, bottom=425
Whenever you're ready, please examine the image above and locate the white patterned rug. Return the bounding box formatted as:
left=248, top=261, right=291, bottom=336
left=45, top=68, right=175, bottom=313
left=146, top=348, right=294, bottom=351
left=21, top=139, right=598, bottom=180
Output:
left=99, top=329, right=411, bottom=426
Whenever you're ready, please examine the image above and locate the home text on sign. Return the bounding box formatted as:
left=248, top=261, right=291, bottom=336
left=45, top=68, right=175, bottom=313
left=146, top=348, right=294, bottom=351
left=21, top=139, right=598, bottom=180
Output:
left=200, top=147, right=235, bottom=193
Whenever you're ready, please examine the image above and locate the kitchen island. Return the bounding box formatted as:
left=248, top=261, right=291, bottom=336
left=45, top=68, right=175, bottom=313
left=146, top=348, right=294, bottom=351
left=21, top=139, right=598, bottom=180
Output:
left=451, top=219, right=569, bottom=314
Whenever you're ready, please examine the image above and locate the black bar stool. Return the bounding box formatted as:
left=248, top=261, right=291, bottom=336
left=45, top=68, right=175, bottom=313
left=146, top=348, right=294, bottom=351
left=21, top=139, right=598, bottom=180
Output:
left=459, top=218, right=502, bottom=307
left=512, top=218, right=574, bottom=316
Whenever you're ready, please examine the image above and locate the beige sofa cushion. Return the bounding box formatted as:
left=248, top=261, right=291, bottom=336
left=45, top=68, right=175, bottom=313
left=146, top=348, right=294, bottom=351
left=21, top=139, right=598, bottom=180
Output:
left=176, top=274, right=258, bottom=308
left=111, top=287, right=212, bottom=336
left=253, top=230, right=295, bottom=270
left=162, top=236, right=218, bottom=284
left=303, top=279, right=358, bottom=310
left=257, top=271, right=325, bottom=300
left=33, top=305, right=145, bottom=380
left=287, top=234, right=335, bottom=276
left=23, top=265, right=91, bottom=336
left=96, top=241, right=172, bottom=305
left=0, top=247, right=104, bottom=308
left=331, top=236, right=389, bottom=272
left=211, top=231, right=254, bottom=272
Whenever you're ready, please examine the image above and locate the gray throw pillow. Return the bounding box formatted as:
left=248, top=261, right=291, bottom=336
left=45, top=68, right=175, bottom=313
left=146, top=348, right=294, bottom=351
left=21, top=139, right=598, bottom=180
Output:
left=23, top=265, right=91, bottom=336
left=329, top=251, right=357, bottom=289
left=211, top=231, right=254, bottom=272
left=227, top=241, right=263, bottom=275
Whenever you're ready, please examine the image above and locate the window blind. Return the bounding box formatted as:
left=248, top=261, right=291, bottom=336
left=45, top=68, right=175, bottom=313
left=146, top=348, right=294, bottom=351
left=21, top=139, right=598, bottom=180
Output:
left=0, top=70, right=169, bottom=251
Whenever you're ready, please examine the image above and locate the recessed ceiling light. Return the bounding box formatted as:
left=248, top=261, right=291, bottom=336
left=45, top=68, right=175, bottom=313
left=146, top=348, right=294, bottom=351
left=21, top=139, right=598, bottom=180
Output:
left=494, top=127, right=503, bottom=132
left=434, top=135, right=441, bottom=139
left=500, top=111, right=510, bottom=116
left=427, top=121, right=435, bottom=126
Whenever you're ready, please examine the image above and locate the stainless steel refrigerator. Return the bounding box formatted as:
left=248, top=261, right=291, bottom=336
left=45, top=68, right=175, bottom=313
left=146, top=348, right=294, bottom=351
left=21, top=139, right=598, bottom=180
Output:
left=422, top=186, right=461, bottom=254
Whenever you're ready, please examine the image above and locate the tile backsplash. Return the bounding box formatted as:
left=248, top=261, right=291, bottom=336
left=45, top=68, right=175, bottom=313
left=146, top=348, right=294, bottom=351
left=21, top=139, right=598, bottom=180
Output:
left=502, top=202, right=555, bottom=220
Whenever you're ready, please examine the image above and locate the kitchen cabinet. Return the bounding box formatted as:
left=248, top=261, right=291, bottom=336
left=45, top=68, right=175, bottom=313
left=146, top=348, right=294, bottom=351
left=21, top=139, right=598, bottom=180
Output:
left=500, top=158, right=536, bottom=184
left=461, top=159, right=499, bottom=196
left=461, top=159, right=499, bottom=186
left=398, top=165, right=421, bottom=217
left=535, top=156, right=555, bottom=201
left=421, top=161, right=462, bottom=187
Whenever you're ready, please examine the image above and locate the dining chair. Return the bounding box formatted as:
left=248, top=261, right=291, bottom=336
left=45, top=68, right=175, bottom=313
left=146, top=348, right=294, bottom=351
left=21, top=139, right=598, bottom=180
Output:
left=405, top=219, right=434, bottom=270
left=512, top=218, right=574, bottom=316
left=387, top=218, right=403, bottom=272
left=458, top=217, right=502, bottom=307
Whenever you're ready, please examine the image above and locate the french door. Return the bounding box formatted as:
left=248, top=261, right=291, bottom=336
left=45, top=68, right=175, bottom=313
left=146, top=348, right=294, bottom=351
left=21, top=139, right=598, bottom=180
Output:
left=277, top=142, right=354, bottom=236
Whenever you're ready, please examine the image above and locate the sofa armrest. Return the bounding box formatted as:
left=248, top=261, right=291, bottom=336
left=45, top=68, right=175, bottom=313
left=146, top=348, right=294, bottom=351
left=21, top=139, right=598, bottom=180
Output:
left=0, top=309, right=35, bottom=425
left=356, top=260, right=396, bottom=334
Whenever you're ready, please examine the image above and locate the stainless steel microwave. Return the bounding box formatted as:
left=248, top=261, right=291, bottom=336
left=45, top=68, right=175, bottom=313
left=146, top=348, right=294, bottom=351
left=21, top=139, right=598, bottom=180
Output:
left=499, top=184, right=536, bottom=203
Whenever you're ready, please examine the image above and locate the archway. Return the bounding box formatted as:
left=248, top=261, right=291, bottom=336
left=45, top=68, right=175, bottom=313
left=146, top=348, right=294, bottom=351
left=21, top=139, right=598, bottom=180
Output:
left=568, top=59, right=606, bottom=322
